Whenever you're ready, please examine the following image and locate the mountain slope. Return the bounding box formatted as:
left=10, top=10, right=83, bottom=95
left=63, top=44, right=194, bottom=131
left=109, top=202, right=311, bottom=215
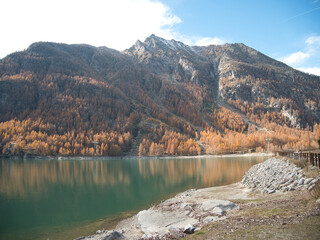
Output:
left=125, top=35, right=320, bottom=128
left=0, top=35, right=319, bottom=156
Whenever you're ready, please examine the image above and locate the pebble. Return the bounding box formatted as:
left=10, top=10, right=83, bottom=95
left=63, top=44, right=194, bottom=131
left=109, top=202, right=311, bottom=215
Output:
left=242, top=157, right=317, bottom=194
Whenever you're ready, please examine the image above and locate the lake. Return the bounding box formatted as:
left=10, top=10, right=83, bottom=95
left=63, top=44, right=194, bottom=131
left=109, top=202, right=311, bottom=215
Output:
left=0, top=155, right=269, bottom=240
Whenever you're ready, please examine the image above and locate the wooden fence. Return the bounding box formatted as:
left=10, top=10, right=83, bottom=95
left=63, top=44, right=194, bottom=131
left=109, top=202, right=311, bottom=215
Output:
left=277, top=151, right=320, bottom=168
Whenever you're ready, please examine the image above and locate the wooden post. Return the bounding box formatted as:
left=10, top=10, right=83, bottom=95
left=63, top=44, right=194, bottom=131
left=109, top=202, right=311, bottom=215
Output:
left=310, top=152, right=314, bottom=166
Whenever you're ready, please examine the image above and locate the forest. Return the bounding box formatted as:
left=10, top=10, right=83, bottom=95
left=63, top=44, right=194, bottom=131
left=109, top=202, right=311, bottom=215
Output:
left=1, top=112, right=319, bottom=157
left=1, top=41, right=320, bottom=157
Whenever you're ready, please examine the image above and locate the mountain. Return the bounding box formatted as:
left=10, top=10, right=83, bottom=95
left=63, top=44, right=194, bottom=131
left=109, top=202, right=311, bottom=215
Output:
left=0, top=35, right=319, bottom=157
left=125, top=34, right=320, bottom=128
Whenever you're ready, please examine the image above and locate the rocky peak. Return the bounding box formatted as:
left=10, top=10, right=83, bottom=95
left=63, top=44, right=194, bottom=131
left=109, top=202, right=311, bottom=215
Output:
left=129, top=34, right=196, bottom=54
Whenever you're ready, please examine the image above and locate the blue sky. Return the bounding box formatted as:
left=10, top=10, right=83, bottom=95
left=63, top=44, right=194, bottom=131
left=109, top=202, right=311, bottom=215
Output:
left=1, top=0, right=320, bottom=75
left=161, top=0, right=320, bottom=75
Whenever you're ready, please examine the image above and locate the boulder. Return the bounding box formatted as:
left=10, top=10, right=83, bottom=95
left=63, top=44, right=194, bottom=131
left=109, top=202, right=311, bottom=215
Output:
left=210, top=207, right=225, bottom=216
left=201, top=199, right=238, bottom=212
left=203, top=216, right=219, bottom=224
left=102, top=231, right=125, bottom=240
left=137, top=209, right=198, bottom=235
left=183, top=224, right=195, bottom=234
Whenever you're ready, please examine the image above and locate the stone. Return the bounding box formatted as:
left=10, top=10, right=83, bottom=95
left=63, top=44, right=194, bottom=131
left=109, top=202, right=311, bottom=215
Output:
left=203, top=216, right=219, bottom=224
left=267, top=189, right=275, bottom=194
left=310, top=179, right=319, bottom=185
left=298, top=178, right=305, bottom=185
left=137, top=209, right=198, bottom=235
left=142, top=233, right=153, bottom=239
left=180, top=203, right=188, bottom=209
left=210, top=207, right=225, bottom=215
left=201, top=199, right=238, bottom=212
left=242, top=157, right=313, bottom=194
left=308, top=185, right=315, bottom=191
left=96, top=230, right=102, bottom=234
left=304, top=178, right=314, bottom=185
left=282, top=187, right=289, bottom=192
left=183, top=224, right=195, bottom=234
left=102, top=231, right=125, bottom=240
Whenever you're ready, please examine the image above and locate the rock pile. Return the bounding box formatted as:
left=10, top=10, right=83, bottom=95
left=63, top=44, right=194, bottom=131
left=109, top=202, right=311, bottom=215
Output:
left=242, top=157, right=318, bottom=193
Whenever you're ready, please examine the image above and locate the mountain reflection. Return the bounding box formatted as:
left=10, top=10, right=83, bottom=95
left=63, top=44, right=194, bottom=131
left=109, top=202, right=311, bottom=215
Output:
left=0, top=157, right=262, bottom=198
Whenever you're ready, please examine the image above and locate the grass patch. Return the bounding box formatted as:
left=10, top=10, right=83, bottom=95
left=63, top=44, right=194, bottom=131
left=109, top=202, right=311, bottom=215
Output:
left=194, top=230, right=206, bottom=235
left=225, top=215, right=320, bottom=240
left=234, top=198, right=266, bottom=204
left=243, top=207, right=294, bottom=218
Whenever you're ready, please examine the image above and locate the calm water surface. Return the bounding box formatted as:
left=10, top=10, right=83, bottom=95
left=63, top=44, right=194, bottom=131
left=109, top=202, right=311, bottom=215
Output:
left=0, top=155, right=268, bottom=239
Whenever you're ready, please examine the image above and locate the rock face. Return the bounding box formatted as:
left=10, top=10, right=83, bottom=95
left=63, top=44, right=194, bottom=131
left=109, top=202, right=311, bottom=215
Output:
left=242, top=157, right=318, bottom=193
left=125, top=35, right=320, bottom=128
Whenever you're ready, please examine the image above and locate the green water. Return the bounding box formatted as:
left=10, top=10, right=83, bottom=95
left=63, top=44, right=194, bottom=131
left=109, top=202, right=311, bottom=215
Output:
left=0, top=155, right=268, bottom=239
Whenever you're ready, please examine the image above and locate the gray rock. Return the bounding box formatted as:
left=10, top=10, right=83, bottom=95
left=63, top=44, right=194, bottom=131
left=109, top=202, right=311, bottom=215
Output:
left=142, top=233, right=153, bottom=239
left=305, top=178, right=314, bottom=185
left=183, top=224, right=195, bottom=234
left=310, top=179, right=319, bottom=185
left=242, top=157, right=312, bottom=194
left=201, top=199, right=238, bottom=212
left=180, top=203, right=189, bottom=209
left=203, top=216, right=219, bottom=223
left=210, top=207, right=225, bottom=215
left=298, top=178, right=305, bottom=185
left=102, top=231, right=125, bottom=240
left=308, top=185, right=315, bottom=191
left=267, top=189, right=275, bottom=194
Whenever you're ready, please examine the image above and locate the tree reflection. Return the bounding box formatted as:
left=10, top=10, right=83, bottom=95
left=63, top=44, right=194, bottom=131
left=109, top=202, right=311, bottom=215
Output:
left=0, top=157, right=263, bottom=198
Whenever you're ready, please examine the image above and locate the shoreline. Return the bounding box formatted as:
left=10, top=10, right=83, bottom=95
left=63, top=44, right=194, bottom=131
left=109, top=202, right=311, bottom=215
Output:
left=1, top=152, right=274, bottom=161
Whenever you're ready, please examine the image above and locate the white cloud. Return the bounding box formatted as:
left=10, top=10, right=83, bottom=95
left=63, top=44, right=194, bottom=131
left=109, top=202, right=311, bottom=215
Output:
left=0, top=0, right=182, bottom=58
left=278, top=35, right=320, bottom=73
left=297, top=67, right=320, bottom=76
left=278, top=51, right=310, bottom=65
left=194, top=37, right=226, bottom=46
left=306, top=36, right=320, bottom=46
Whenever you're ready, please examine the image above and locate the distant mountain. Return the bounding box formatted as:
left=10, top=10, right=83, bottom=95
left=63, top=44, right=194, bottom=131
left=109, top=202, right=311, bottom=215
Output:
left=125, top=34, right=320, bottom=128
left=0, top=35, right=319, bottom=156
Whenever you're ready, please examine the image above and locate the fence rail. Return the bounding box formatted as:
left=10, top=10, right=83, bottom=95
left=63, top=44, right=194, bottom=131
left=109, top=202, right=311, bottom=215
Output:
left=277, top=151, right=320, bottom=168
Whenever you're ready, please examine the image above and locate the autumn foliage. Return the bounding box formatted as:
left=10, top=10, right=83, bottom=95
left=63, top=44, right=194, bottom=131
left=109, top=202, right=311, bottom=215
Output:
left=138, top=128, right=201, bottom=156
left=0, top=119, right=131, bottom=156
